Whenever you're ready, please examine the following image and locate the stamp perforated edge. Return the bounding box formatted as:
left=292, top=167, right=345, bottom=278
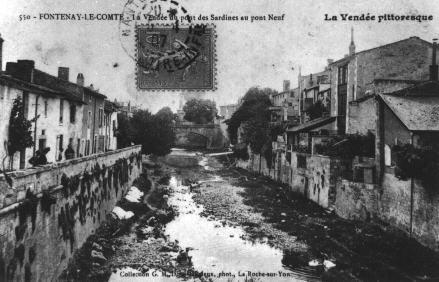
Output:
left=134, top=23, right=218, bottom=92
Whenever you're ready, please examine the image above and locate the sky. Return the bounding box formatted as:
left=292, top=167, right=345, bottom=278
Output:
left=1, top=0, right=439, bottom=113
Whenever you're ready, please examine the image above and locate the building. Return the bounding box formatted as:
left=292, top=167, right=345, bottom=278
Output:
left=113, top=99, right=140, bottom=118
left=287, top=33, right=434, bottom=153
left=0, top=33, right=116, bottom=169
left=5, top=61, right=108, bottom=159
left=330, top=32, right=433, bottom=134
left=298, top=69, right=331, bottom=122
left=2, top=61, right=85, bottom=168
left=104, top=100, right=118, bottom=151
left=269, top=80, right=300, bottom=125
left=334, top=45, right=439, bottom=250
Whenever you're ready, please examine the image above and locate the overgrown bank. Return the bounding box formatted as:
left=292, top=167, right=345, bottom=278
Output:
left=220, top=165, right=439, bottom=281
left=60, top=162, right=182, bottom=281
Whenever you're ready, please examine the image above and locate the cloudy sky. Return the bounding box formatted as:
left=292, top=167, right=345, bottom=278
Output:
left=1, top=0, right=439, bottom=112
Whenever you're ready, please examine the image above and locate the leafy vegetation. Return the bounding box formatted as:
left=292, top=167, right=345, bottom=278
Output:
left=227, top=87, right=279, bottom=167
left=306, top=100, right=326, bottom=120
left=116, top=107, right=176, bottom=156
left=393, top=144, right=439, bottom=193
left=314, top=132, right=375, bottom=159
left=116, top=113, right=131, bottom=149
left=183, top=98, right=217, bottom=124
left=2, top=96, right=35, bottom=178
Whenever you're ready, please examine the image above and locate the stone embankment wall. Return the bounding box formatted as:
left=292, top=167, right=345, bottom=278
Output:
left=0, top=145, right=142, bottom=282
left=236, top=149, right=348, bottom=209
left=335, top=172, right=439, bottom=251
left=237, top=145, right=439, bottom=251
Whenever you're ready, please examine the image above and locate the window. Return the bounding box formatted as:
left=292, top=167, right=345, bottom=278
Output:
left=44, top=100, right=48, bottom=117
left=59, top=100, right=64, bottom=124
left=41, top=129, right=45, bottom=135
left=76, top=138, right=80, bottom=157
left=93, top=135, right=98, bottom=154
left=113, top=120, right=117, bottom=137
left=70, top=104, right=76, bottom=123
left=88, top=111, right=92, bottom=128
left=86, top=140, right=90, bottom=156
left=297, top=154, right=307, bottom=169
left=38, top=138, right=46, bottom=150
left=385, top=144, right=391, bottom=166
left=338, top=64, right=348, bottom=85
left=56, top=134, right=63, bottom=161
left=98, top=108, right=103, bottom=127
left=89, top=95, right=92, bottom=102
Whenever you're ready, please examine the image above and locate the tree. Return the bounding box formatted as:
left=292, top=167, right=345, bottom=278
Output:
left=226, top=87, right=277, bottom=167
left=151, top=107, right=175, bottom=155
left=116, top=113, right=132, bottom=149
left=5, top=96, right=35, bottom=170
left=129, top=108, right=175, bottom=156
left=227, top=87, right=274, bottom=144
left=183, top=98, right=217, bottom=124
left=155, top=107, right=175, bottom=124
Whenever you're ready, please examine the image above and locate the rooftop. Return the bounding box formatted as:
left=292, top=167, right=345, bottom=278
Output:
left=287, top=116, right=336, bottom=133
left=0, top=73, right=84, bottom=104
left=329, top=36, right=432, bottom=66
left=379, top=93, right=439, bottom=131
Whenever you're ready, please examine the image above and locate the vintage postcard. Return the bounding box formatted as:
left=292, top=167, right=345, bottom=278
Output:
left=1, top=0, right=439, bottom=281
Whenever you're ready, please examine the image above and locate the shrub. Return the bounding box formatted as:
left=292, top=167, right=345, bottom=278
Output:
left=314, top=132, right=375, bottom=159
left=393, top=144, right=439, bottom=193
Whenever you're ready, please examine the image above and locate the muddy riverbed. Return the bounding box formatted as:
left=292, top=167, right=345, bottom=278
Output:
left=106, top=151, right=319, bottom=281
left=64, top=149, right=439, bottom=281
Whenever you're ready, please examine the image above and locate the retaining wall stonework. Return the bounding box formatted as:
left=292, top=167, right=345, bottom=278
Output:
left=0, top=145, right=142, bottom=281
left=335, top=179, right=379, bottom=220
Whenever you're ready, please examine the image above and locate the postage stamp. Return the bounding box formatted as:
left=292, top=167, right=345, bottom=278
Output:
left=135, top=24, right=216, bottom=91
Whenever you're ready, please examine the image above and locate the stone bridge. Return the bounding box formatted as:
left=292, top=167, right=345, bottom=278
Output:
left=173, top=123, right=227, bottom=149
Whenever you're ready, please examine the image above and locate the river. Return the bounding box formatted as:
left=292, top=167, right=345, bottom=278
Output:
left=109, top=150, right=322, bottom=281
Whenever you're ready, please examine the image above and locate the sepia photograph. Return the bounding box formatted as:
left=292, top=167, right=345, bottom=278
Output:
left=1, top=0, right=439, bottom=281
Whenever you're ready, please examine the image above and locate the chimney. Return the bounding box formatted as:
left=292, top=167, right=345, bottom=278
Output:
left=58, top=67, right=69, bottom=81
left=77, top=73, right=84, bottom=86
left=0, top=33, right=4, bottom=72
left=327, top=59, right=334, bottom=65
left=6, top=60, right=35, bottom=81
left=283, top=80, right=290, bottom=92
left=430, top=38, right=438, bottom=81
left=349, top=27, right=356, bottom=56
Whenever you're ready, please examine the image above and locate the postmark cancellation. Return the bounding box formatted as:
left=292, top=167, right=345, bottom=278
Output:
left=136, top=24, right=216, bottom=91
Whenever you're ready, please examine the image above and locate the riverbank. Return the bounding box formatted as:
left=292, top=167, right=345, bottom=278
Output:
left=192, top=160, right=439, bottom=281
left=60, top=161, right=196, bottom=281
left=61, top=152, right=439, bottom=281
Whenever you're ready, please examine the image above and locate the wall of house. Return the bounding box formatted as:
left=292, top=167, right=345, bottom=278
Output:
left=108, top=111, right=118, bottom=150
left=0, top=84, right=23, bottom=170
left=348, top=97, right=377, bottom=135
left=383, top=105, right=412, bottom=146
left=31, top=94, right=83, bottom=164
left=81, top=93, right=105, bottom=156
left=0, top=145, right=142, bottom=282
left=378, top=172, right=439, bottom=251
left=330, top=37, right=431, bottom=132
left=355, top=37, right=431, bottom=100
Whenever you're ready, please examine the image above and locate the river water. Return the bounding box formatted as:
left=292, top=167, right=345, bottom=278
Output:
left=110, top=151, right=321, bottom=281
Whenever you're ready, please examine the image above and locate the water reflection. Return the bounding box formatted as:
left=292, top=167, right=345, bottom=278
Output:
left=165, top=175, right=321, bottom=281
